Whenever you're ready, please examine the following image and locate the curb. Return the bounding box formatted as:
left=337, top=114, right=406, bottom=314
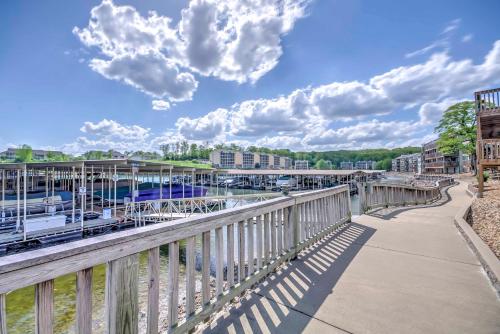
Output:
left=454, top=202, right=500, bottom=298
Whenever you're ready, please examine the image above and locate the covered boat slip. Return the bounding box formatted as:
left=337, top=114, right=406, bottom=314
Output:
left=0, top=159, right=215, bottom=248
left=220, top=168, right=385, bottom=191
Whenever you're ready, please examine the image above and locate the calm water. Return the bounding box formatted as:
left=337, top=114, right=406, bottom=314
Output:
left=6, top=187, right=361, bottom=333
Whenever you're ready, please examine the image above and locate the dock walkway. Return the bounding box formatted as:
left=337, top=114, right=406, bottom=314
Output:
left=203, top=182, right=500, bottom=333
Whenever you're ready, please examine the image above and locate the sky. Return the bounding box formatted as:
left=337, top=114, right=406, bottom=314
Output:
left=0, top=0, right=499, bottom=154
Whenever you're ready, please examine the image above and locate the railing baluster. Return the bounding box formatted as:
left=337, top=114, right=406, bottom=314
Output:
left=238, top=221, right=246, bottom=282
left=264, top=213, right=270, bottom=265
left=283, top=207, right=289, bottom=251
left=35, top=280, right=53, bottom=334
left=215, top=227, right=224, bottom=295
left=105, top=254, right=139, bottom=334
left=146, top=247, right=160, bottom=334
left=270, top=210, right=277, bottom=259
left=185, top=236, right=196, bottom=316
left=226, top=224, right=235, bottom=288
left=0, top=294, right=6, bottom=334
left=202, top=231, right=211, bottom=304
left=277, top=209, right=283, bottom=255
left=256, top=215, right=263, bottom=270
left=168, top=241, right=179, bottom=328
left=76, top=268, right=93, bottom=334
left=247, top=218, right=254, bottom=276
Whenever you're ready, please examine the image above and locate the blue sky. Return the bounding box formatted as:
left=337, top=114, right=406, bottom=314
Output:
left=1, top=0, right=499, bottom=154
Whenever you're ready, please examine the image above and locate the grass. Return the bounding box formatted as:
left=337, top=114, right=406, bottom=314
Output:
left=148, top=159, right=212, bottom=169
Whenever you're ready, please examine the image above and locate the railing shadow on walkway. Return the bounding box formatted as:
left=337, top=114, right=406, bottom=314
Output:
left=366, top=183, right=457, bottom=221
left=202, top=222, right=376, bottom=334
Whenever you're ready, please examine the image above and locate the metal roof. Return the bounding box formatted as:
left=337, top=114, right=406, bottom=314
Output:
left=220, top=169, right=384, bottom=176
left=0, top=159, right=215, bottom=173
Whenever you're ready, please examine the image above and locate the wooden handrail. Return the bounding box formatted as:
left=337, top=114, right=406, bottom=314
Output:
left=0, top=184, right=351, bottom=334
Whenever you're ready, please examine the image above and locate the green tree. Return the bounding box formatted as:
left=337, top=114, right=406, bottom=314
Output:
left=314, top=159, right=331, bottom=170
left=15, top=145, right=32, bottom=162
left=376, top=158, right=392, bottom=171
left=435, top=101, right=477, bottom=171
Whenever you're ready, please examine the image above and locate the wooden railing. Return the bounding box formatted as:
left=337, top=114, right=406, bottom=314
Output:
left=0, top=185, right=350, bottom=334
left=480, top=139, right=500, bottom=161
left=358, top=178, right=453, bottom=213
left=475, top=88, right=500, bottom=116
left=123, top=192, right=282, bottom=224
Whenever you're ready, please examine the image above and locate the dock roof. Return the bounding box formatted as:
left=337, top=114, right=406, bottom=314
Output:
left=220, top=169, right=384, bottom=176
left=0, top=159, right=215, bottom=173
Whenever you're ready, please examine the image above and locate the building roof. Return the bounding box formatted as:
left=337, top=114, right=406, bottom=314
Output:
left=0, top=159, right=215, bottom=173
left=221, top=169, right=384, bottom=176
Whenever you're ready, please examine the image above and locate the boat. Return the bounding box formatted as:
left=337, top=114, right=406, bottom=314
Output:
left=94, top=182, right=208, bottom=203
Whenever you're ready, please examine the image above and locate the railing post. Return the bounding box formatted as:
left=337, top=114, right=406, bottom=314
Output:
left=291, top=199, right=299, bottom=260
left=0, top=294, right=7, bottom=334
left=76, top=268, right=93, bottom=334
left=146, top=248, right=160, bottom=334
left=106, top=254, right=139, bottom=334
left=35, top=280, right=54, bottom=334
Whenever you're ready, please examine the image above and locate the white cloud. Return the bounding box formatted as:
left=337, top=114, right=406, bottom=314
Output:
left=152, top=100, right=171, bottom=111
left=80, top=119, right=150, bottom=140
left=441, top=18, right=461, bottom=34
left=167, top=40, right=500, bottom=149
left=90, top=51, right=198, bottom=101
left=462, top=34, right=473, bottom=43
left=175, top=108, right=228, bottom=140
left=405, top=18, right=461, bottom=59
left=74, top=0, right=310, bottom=105
left=179, top=0, right=310, bottom=83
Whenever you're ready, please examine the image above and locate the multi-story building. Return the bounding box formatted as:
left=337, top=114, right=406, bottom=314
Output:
left=259, top=153, right=270, bottom=169
left=340, top=161, right=353, bottom=170
left=210, top=150, right=292, bottom=169
left=280, top=157, right=292, bottom=169
left=355, top=161, right=377, bottom=170
left=294, top=160, right=309, bottom=170
left=242, top=151, right=254, bottom=169
left=392, top=153, right=422, bottom=173
left=0, top=148, right=63, bottom=161
left=422, top=140, right=459, bottom=174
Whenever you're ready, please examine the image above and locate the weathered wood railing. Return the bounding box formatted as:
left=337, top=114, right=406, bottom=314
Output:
left=480, top=139, right=500, bottom=161
left=359, top=177, right=454, bottom=213
left=0, top=185, right=350, bottom=334
left=124, top=192, right=283, bottom=223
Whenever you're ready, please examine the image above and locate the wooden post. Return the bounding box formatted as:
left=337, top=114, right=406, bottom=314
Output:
left=247, top=218, right=254, bottom=275
left=215, top=227, right=224, bottom=295
left=226, top=224, right=235, bottom=288
left=105, top=254, right=139, bottom=334
left=35, top=280, right=54, bottom=334
left=238, top=221, right=246, bottom=280
left=255, top=216, right=262, bottom=270
left=147, top=247, right=160, bottom=334
left=167, top=242, right=179, bottom=328
left=0, top=294, right=6, bottom=334
left=76, top=268, right=93, bottom=334
left=185, top=236, right=196, bottom=316
left=478, top=164, right=484, bottom=198
left=202, top=231, right=211, bottom=304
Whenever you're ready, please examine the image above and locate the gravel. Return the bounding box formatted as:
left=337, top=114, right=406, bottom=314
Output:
left=468, top=179, right=500, bottom=259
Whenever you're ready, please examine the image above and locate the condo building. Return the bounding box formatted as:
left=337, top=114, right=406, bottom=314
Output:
left=392, top=153, right=422, bottom=173
left=422, top=140, right=459, bottom=174
left=209, top=150, right=292, bottom=169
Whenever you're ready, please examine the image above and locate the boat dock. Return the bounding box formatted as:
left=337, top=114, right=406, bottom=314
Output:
left=0, top=159, right=384, bottom=254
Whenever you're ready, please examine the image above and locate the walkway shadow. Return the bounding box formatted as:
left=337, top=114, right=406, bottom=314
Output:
left=202, top=223, right=376, bottom=334
left=366, top=183, right=456, bottom=221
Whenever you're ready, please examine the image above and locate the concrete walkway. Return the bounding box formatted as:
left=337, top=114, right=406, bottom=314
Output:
left=202, top=182, right=500, bottom=334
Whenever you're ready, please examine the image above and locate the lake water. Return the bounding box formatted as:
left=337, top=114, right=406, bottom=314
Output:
left=5, top=187, right=361, bottom=333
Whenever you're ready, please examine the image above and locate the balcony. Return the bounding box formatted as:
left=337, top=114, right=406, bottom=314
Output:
left=480, top=139, right=500, bottom=164
left=475, top=88, right=500, bottom=117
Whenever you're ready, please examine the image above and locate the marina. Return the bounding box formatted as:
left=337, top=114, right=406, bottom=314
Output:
left=0, top=159, right=383, bottom=255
